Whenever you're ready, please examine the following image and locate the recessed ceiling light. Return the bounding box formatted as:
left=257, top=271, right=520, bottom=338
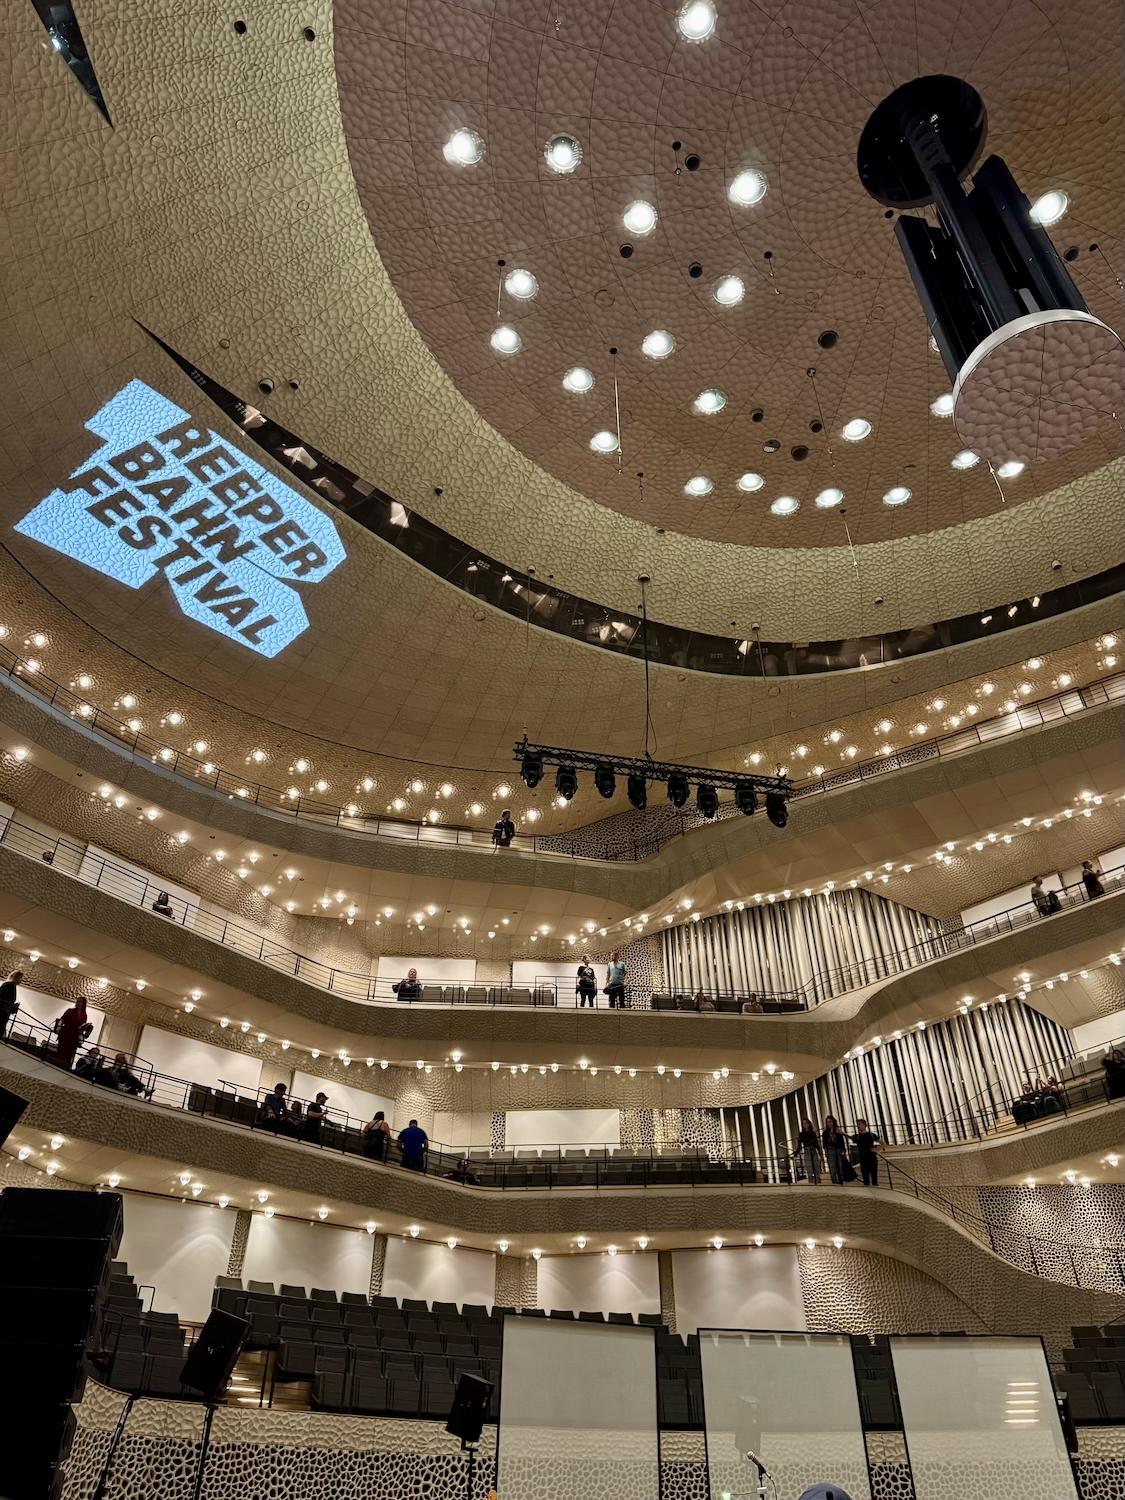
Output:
left=563, top=366, right=594, bottom=393
left=443, top=129, right=485, bottom=167
left=544, top=135, right=581, bottom=174
left=623, top=200, right=657, bottom=235
left=1029, top=189, right=1068, bottom=226
left=997, top=460, right=1025, bottom=479
left=504, top=268, right=538, bottom=300
left=771, top=495, right=799, bottom=515
left=684, top=475, right=713, bottom=496
left=930, top=393, right=954, bottom=417
left=814, top=486, right=844, bottom=508
left=490, top=325, right=521, bottom=355
left=677, top=0, right=716, bottom=41
left=729, top=169, right=767, bottom=206
left=712, top=275, right=744, bottom=306
left=952, top=449, right=979, bottom=469
left=590, top=430, right=619, bottom=453
left=737, top=472, right=764, bottom=492
left=692, top=388, right=726, bottom=415
left=841, top=418, right=871, bottom=441
left=883, top=485, right=911, bottom=505
left=641, top=330, right=675, bottom=360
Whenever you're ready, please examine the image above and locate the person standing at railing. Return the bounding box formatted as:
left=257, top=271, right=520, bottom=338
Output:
left=303, top=1092, right=329, bottom=1143
left=393, top=969, right=421, bottom=1002
left=795, top=1119, right=823, bottom=1184
left=850, top=1119, right=883, bottom=1186
left=1030, top=875, right=1061, bottom=916
left=1081, top=860, right=1105, bottom=899
left=606, top=952, right=626, bottom=1009
left=52, top=997, right=92, bottom=1069
left=576, top=957, right=597, bottom=1008
left=1102, top=1047, right=1125, bottom=1100
left=822, top=1117, right=850, bottom=1185
left=0, top=969, right=22, bottom=1038
left=492, top=810, right=516, bottom=848
left=151, top=891, right=174, bottom=918
left=363, top=1110, right=392, bottom=1162
left=258, top=1083, right=289, bottom=1131
left=398, top=1118, right=428, bottom=1172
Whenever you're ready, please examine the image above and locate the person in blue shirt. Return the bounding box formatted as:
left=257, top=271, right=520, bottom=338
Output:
left=606, top=951, right=627, bottom=1009
left=398, top=1119, right=429, bottom=1172
left=258, top=1082, right=289, bottom=1131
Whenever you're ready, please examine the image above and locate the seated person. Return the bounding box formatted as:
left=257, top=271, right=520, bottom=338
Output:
left=151, top=891, right=174, bottom=918
left=1038, top=1076, right=1063, bottom=1114
left=105, top=1052, right=150, bottom=1096
left=392, top=968, right=421, bottom=1002
left=442, top=1157, right=481, bottom=1185
left=303, top=1092, right=328, bottom=1142
left=287, top=1100, right=304, bottom=1134
left=73, top=1046, right=103, bottom=1081
left=258, top=1082, right=289, bottom=1129
left=1011, top=1080, right=1041, bottom=1124
left=693, top=990, right=716, bottom=1012
left=743, top=995, right=764, bottom=1014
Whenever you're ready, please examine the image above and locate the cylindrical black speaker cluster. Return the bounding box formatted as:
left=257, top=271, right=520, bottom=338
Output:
left=0, top=1187, right=123, bottom=1499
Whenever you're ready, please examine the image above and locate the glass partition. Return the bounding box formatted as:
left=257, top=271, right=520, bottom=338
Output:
left=890, top=1335, right=1078, bottom=1500
left=700, top=1329, right=871, bottom=1499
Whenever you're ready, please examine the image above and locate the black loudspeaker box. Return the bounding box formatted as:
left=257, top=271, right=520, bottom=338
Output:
left=0, top=1234, right=114, bottom=1291
left=0, top=1187, right=123, bottom=1253
left=180, top=1308, right=249, bottom=1401
left=0, top=1083, right=28, bottom=1149
left=445, top=1371, right=494, bottom=1443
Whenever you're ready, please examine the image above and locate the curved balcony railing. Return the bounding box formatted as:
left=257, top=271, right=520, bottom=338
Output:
left=4, top=1021, right=1119, bottom=1292
left=0, top=810, right=1119, bottom=1016
left=1, top=636, right=1120, bottom=863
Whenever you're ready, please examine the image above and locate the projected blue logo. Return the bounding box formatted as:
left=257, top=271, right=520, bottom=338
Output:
left=15, top=380, right=345, bottom=657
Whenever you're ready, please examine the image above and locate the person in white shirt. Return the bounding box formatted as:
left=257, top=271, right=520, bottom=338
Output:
left=606, top=952, right=626, bottom=1009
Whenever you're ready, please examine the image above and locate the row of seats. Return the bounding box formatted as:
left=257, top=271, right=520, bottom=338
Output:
left=650, top=993, right=804, bottom=1014
left=100, top=1262, right=196, bottom=1400
left=1058, top=1327, right=1125, bottom=1421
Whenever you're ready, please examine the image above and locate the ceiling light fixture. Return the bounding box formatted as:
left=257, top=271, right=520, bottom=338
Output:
left=737, top=472, right=764, bottom=492
left=952, top=449, right=980, bottom=469
left=590, top=430, right=619, bottom=453
left=504, top=268, right=538, bottom=300
left=563, top=365, right=594, bottom=393
left=729, top=168, right=767, bottom=206
left=883, top=485, right=911, bottom=505
left=841, top=418, right=871, bottom=441
left=997, top=460, right=1025, bottom=479
left=544, top=135, right=581, bottom=174
left=692, top=388, right=727, bottom=414
left=1029, top=189, right=1068, bottom=226
left=677, top=0, right=716, bottom=40
left=814, top=486, right=844, bottom=508
left=623, top=200, right=657, bottom=235
left=711, top=276, right=744, bottom=306
left=490, top=326, right=521, bottom=355
left=443, top=129, right=485, bottom=166
left=684, top=475, right=713, bottom=496
left=930, top=392, right=954, bottom=417
left=770, top=496, right=799, bottom=515
left=641, top=330, right=675, bottom=360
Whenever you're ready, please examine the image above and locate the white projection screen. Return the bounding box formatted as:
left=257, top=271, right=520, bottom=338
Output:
left=891, top=1336, right=1078, bottom=1500
left=496, top=1316, right=658, bottom=1500
left=700, top=1330, right=871, bottom=1500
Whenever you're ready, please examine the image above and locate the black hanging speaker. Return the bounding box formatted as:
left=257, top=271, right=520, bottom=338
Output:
left=0, top=1083, right=28, bottom=1149
left=445, top=1371, right=494, bottom=1443
left=179, top=1308, right=249, bottom=1402
left=0, top=1187, right=123, bottom=1250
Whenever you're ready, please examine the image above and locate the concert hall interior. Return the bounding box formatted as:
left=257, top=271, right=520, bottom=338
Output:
left=0, top=1, right=1122, bottom=1498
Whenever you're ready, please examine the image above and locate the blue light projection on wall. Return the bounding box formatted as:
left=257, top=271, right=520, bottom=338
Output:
left=15, top=381, right=345, bottom=657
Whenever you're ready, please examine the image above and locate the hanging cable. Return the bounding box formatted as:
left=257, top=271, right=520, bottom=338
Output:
left=638, top=574, right=656, bottom=761
left=839, top=507, right=861, bottom=580
left=611, top=346, right=623, bottom=466
left=495, top=258, right=506, bottom=318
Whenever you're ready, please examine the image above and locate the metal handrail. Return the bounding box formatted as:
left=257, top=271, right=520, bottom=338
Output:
left=0, top=637, right=1119, bottom=863
left=0, top=810, right=1119, bottom=1016
left=5, top=1020, right=1118, bottom=1292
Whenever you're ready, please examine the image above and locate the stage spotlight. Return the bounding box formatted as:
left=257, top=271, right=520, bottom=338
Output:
left=734, top=781, right=759, bottom=816
left=555, top=764, right=578, bottom=801
left=594, top=762, right=616, bottom=799
left=696, top=783, right=719, bottom=819
left=627, top=773, right=647, bottom=810
left=667, top=772, right=689, bottom=809
left=520, top=751, right=543, bottom=789
left=765, top=791, right=788, bottom=828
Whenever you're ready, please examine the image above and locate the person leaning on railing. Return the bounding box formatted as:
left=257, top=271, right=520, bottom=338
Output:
left=392, top=968, right=421, bottom=1002
left=0, top=969, right=22, bottom=1037
left=1102, top=1047, right=1125, bottom=1100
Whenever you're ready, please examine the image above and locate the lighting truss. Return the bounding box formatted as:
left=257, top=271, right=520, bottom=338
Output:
left=514, top=738, right=793, bottom=803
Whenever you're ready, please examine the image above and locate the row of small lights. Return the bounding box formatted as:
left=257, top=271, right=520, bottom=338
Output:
left=10, top=1147, right=859, bottom=1255
left=1026, top=1159, right=1120, bottom=1190
left=11, top=628, right=1112, bottom=845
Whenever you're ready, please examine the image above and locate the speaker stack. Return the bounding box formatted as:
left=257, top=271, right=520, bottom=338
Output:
left=0, top=1187, right=123, bottom=1499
